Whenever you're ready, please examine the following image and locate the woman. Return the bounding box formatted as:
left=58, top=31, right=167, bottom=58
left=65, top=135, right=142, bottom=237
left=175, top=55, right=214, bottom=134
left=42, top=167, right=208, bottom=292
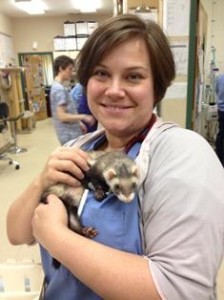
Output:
left=50, top=55, right=95, bottom=145
left=7, top=14, right=224, bottom=299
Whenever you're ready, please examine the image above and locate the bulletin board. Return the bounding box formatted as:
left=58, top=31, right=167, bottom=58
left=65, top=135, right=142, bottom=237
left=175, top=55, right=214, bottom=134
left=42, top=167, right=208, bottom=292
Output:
left=0, top=32, right=16, bottom=66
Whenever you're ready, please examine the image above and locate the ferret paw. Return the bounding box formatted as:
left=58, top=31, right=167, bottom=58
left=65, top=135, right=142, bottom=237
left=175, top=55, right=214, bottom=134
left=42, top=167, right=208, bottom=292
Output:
left=82, top=227, right=98, bottom=238
left=94, top=189, right=106, bottom=201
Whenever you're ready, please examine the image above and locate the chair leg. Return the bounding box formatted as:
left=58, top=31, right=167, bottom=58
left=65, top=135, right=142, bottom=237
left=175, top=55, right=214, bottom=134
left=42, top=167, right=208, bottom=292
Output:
left=8, top=157, right=20, bottom=170
left=9, top=145, right=27, bottom=154
left=8, top=120, right=27, bottom=154
left=0, top=154, right=20, bottom=170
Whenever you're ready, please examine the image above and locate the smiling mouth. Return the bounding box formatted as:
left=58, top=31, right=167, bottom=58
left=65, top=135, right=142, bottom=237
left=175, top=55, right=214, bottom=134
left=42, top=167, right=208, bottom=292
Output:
left=101, top=103, right=131, bottom=110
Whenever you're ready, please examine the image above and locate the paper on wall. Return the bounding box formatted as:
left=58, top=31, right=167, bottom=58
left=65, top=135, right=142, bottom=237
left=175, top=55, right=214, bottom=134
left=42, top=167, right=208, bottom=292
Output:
left=170, top=41, right=189, bottom=76
left=163, top=0, right=190, bottom=36
left=164, top=82, right=187, bottom=100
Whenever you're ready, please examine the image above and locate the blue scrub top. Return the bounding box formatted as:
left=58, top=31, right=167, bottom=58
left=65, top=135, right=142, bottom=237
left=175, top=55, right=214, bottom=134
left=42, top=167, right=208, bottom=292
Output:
left=40, top=136, right=143, bottom=300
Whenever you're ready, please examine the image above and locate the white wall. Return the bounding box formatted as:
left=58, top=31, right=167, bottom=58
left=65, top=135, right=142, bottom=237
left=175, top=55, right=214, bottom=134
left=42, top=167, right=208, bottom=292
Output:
left=0, top=12, right=13, bottom=35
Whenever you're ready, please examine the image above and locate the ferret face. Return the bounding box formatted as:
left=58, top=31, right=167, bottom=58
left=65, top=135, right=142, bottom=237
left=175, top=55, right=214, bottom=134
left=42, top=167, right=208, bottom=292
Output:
left=111, top=177, right=138, bottom=202
left=103, top=166, right=139, bottom=203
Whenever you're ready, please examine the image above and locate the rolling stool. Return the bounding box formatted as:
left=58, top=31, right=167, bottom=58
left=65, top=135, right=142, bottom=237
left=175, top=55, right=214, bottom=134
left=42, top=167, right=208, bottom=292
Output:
left=8, top=112, right=28, bottom=154
left=0, top=141, right=20, bottom=170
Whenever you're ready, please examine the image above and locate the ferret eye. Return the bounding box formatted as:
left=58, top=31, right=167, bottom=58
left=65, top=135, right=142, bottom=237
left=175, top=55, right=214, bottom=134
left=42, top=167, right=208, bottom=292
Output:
left=132, top=183, right=137, bottom=189
left=114, top=184, right=120, bottom=191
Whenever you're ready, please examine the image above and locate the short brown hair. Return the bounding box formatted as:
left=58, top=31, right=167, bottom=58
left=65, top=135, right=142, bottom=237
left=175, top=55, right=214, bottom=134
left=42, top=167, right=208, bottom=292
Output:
left=76, top=14, right=175, bottom=104
left=53, top=55, right=74, bottom=76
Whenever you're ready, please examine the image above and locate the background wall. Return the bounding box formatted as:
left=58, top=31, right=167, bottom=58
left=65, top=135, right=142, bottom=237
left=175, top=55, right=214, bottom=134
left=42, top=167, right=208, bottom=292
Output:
left=12, top=14, right=112, bottom=54
left=0, top=12, right=13, bottom=35
left=0, top=14, right=15, bottom=66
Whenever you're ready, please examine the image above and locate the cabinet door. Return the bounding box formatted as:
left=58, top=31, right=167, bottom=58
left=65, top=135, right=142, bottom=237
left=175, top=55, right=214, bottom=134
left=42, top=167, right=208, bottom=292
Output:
left=23, top=54, right=47, bottom=121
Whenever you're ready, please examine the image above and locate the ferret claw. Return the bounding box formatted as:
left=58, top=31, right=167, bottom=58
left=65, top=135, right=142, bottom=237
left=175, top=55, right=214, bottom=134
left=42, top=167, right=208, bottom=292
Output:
left=82, top=227, right=98, bottom=238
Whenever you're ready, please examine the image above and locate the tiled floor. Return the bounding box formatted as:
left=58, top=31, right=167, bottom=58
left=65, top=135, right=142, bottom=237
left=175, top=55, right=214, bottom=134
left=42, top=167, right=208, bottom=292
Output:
left=0, top=118, right=223, bottom=298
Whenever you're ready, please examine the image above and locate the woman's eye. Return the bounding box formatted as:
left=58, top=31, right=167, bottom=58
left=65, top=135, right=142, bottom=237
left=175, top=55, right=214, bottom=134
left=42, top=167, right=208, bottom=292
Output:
left=128, top=73, right=143, bottom=82
left=93, top=70, right=108, bottom=78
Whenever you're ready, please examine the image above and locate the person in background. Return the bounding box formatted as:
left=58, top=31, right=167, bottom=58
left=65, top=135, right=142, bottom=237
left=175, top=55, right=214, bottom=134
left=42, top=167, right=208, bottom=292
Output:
left=50, top=55, right=95, bottom=145
left=7, top=14, right=224, bottom=300
left=70, top=82, right=98, bottom=132
left=70, top=82, right=83, bottom=108
left=215, top=72, right=224, bottom=166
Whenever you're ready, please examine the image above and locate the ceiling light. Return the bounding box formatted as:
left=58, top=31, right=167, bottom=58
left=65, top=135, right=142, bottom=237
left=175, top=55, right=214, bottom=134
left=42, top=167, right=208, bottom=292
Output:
left=71, top=0, right=102, bottom=13
left=13, top=0, right=47, bottom=15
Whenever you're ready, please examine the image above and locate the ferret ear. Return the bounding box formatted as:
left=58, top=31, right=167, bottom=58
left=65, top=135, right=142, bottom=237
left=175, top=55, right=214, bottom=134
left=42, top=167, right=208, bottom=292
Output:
left=132, top=165, right=139, bottom=177
left=103, top=168, right=117, bottom=181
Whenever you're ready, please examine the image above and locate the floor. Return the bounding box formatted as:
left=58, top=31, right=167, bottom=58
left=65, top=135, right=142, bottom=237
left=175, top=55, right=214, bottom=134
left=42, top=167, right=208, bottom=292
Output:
left=0, top=118, right=59, bottom=264
left=0, top=118, right=223, bottom=298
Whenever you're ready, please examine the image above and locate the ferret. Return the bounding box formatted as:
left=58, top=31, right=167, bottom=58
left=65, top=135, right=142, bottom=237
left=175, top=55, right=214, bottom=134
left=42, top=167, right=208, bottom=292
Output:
left=81, top=150, right=139, bottom=203
left=40, top=150, right=139, bottom=268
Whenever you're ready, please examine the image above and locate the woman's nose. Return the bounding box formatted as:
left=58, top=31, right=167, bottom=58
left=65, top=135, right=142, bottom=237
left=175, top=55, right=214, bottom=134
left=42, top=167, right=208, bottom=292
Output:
left=105, top=79, right=125, bottom=98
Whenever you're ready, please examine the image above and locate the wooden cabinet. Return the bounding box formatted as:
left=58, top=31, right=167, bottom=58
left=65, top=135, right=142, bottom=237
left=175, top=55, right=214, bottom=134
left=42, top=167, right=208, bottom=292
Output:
left=127, top=0, right=159, bottom=9
left=126, top=0, right=163, bottom=24
left=21, top=54, right=48, bottom=121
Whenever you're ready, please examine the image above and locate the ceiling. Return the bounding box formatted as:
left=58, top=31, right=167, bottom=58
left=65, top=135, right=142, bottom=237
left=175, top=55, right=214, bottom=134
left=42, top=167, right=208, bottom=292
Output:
left=0, top=0, right=114, bottom=18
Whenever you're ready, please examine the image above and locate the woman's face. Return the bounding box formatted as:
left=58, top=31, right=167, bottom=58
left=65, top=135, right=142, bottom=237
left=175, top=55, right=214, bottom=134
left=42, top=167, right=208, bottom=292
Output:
left=87, top=38, right=155, bottom=138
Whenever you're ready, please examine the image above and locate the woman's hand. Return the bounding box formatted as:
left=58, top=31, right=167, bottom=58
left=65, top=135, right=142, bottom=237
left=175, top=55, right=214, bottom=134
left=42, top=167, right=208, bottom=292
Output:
left=32, top=194, right=68, bottom=249
left=39, top=147, right=90, bottom=191
left=7, top=147, right=89, bottom=246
